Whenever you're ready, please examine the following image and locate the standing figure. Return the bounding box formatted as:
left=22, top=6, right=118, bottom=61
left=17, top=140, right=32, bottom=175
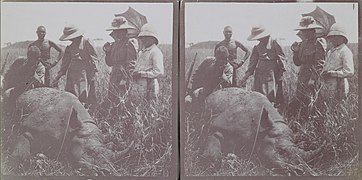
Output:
left=214, top=26, right=250, bottom=86
left=239, top=26, right=285, bottom=106
left=52, top=25, right=98, bottom=106
left=103, top=17, right=138, bottom=104
left=289, top=16, right=326, bottom=113
left=132, top=24, right=164, bottom=101
left=29, top=26, right=63, bottom=86
left=321, top=23, right=354, bottom=102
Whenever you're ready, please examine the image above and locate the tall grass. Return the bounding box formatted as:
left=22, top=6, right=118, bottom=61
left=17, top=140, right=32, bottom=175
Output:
left=1, top=41, right=173, bottom=176
left=184, top=43, right=359, bottom=176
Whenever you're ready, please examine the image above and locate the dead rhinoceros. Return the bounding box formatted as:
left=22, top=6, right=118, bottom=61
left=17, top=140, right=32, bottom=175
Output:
left=8, top=87, right=134, bottom=173
left=198, top=87, right=323, bottom=174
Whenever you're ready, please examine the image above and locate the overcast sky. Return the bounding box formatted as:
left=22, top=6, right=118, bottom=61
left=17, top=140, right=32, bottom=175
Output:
left=185, top=2, right=358, bottom=47
left=1, top=2, right=173, bottom=47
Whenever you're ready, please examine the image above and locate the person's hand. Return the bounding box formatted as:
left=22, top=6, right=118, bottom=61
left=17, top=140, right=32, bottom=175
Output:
left=321, top=71, right=334, bottom=78
left=291, top=42, right=301, bottom=52
left=132, top=71, right=142, bottom=79
left=50, top=60, right=59, bottom=68
left=51, top=75, right=61, bottom=87
left=221, top=73, right=229, bottom=82
left=103, top=42, right=112, bottom=52
left=42, top=61, right=53, bottom=69
left=229, top=61, right=239, bottom=68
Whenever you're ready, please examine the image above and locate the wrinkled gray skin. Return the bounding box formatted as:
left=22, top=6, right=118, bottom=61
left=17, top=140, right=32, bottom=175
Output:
left=199, top=87, right=323, bottom=172
left=9, top=88, right=133, bottom=172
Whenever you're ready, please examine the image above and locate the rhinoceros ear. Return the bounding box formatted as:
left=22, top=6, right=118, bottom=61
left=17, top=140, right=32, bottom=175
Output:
left=259, top=107, right=273, bottom=129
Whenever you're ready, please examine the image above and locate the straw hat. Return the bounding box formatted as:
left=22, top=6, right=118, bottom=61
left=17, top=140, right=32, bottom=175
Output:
left=327, top=23, right=348, bottom=44
left=247, top=26, right=270, bottom=41
left=138, top=23, right=159, bottom=45
left=106, top=17, right=135, bottom=31
left=59, top=25, right=84, bottom=41
left=294, top=16, right=323, bottom=30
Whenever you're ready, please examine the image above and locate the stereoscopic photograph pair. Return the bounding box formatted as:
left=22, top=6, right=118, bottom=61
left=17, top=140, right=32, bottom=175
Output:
left=0, top=0, right=360, bottom=179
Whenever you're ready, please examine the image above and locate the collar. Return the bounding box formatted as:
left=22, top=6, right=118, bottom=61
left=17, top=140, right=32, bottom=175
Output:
left=266, top=36, right=273, bottom=49
left=330, top=43, right=345, bottom=52
left=70, top=37, right=85, bottom=50
left=142, top=44, right=156, bottom=52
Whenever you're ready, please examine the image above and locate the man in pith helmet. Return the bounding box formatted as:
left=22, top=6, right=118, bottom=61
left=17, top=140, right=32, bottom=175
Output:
left=103, top=16, right=138, bottom=105
left=132, top=23, right=164, bottom=101
left=29, top=26, right=63, bottom=86
left=215, top=26, right=250, bottom=86
left=52, top=25, right=98, bottom=107
left=240, top=26, right=285, bottom=106
left=321, top=23, right=354, bottom=101
left=289, top=16, right=326, bottom=115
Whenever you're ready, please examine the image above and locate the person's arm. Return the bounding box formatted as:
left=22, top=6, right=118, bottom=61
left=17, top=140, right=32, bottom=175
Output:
left=314, top=41, right=326, bottom=75
left=49, top=40, right=64, bottom=66
left=52, top=47, right=71, bottom=87
left=126, top=42, right=138, bottom=74
left=139, top=49, right=164, bottom=79
left=236, top=41, right=251, bottom=63
left=239, top=46, right=258, bottom=86
left=291, top=42, right=302, bottom=66
left=329, top=48, right=354, bottom=78
left=85, top=39, right=98, bottom=67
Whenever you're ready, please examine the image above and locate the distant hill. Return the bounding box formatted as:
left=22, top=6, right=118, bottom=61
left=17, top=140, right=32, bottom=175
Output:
left=2, top=41, right=66, bottom=50
left=188, top=41, right=219, bottom=49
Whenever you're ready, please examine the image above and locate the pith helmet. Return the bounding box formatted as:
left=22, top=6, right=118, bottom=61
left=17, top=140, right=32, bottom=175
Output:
left=106, top=16, right=135, bottom=31
left=327, top=23, right=348, bottom=44
left=138, top=23, right=159, bottom=45
left=59, top=25, right=84, bottom=41
left=295, top=16, right=323, bottom=30
left=247, top=26, right=270, bottom=41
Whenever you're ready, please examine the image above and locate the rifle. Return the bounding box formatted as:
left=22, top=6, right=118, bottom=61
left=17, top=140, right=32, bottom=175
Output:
left=186, top=53, right=197, bottom=95
left=1, top=52, right=9, bottom=75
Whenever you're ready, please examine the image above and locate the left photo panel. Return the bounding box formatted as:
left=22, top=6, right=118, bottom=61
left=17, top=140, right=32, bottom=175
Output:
left=1, top=1, right=177, bottom=178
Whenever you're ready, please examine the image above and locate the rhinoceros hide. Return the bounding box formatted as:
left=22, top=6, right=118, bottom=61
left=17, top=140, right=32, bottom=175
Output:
left=8, top=88, right=133, bottom=172
left=199, top=88, right=323, bottom=173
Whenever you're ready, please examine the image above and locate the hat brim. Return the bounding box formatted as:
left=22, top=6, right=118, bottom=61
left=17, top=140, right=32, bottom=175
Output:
left=106, top=24, right=136, bottom=31
left=59, top=30, right=84, bottom=41
left=138, top=35, right=159, bottom=45
left=294, top=25, right=323, bottom=30
left=247, top=31, right=270, bottom=41
left=326, top=33, right=348, bottom=44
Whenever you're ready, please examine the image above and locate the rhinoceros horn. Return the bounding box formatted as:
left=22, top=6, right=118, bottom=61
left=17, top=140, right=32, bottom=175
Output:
left=112, top=140, right=135, bottom=161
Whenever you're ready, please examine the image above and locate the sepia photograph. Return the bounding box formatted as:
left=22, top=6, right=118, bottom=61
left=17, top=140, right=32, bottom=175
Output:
left=1, top=1, right=176, bottom=177
left=183, top=1, right=359, bottom=177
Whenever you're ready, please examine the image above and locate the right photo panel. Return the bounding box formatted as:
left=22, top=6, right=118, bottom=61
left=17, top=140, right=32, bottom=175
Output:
left=183, top=2, right=359, bottom=177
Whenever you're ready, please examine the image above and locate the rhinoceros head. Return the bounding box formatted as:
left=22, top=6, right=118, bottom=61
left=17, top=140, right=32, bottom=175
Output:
left=199, top=131, right=223, bottom=167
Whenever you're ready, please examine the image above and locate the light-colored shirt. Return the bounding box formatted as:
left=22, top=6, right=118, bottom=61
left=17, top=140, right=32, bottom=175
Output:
left=135, top=44, right=164, bottom=79
left=323, top=43, right=354, bottom=78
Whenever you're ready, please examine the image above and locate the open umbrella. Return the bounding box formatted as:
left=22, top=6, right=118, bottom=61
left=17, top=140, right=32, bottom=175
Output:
left=115, top=7, right=148, bottom=38
left=302, top=6, right=336, bottom=37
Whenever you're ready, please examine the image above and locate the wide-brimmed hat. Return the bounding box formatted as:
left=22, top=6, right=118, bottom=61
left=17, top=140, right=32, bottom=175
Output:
left=106, top=17, right=135, bottom=31
left=138, top=23, right=159, bottom=45
left=247, top=26, right=270, bottom=41
left=326, top=23, right=348, bottom=44
left=295, top=16, right=323, bottom=30
left=59, top=25, right=84, bottom=41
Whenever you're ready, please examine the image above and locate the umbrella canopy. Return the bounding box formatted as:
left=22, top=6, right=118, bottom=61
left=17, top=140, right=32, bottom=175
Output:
left=115, top=7, right=148, bottom=38
left=302, top=6, right=336, bottom=37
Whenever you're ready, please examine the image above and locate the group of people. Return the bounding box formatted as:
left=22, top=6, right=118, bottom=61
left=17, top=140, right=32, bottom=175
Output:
left=187, top=16, right=354, bottom=115
left=2, top=16, right=165, bottom=109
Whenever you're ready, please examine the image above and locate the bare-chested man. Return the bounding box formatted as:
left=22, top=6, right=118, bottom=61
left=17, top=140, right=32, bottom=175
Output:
left=29, top=26, right=63, bottom=86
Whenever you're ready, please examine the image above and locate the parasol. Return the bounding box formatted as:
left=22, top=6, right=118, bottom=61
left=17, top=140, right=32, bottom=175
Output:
left=302, top=6, right=336, bottom=37
left=115, top=7, right=148, bottom=38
